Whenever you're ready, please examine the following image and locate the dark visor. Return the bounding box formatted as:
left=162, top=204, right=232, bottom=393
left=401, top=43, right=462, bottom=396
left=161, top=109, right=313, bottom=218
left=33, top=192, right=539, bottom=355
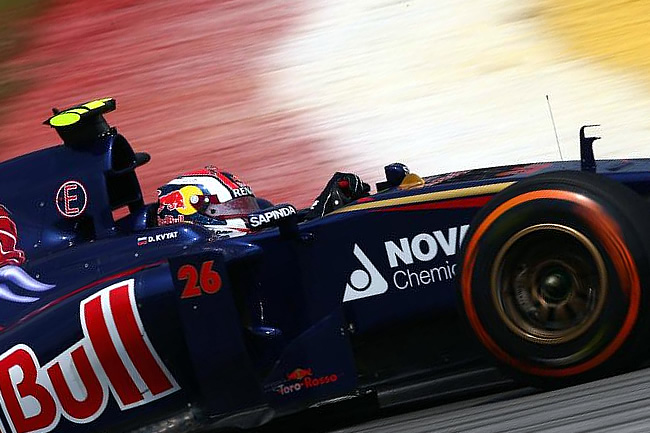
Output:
left=191, top=195, right=260, bottom=219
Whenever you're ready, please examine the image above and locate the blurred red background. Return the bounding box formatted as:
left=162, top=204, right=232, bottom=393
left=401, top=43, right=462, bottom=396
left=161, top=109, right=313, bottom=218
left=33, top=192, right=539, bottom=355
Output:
left=0, top=0, right=337, bottom=207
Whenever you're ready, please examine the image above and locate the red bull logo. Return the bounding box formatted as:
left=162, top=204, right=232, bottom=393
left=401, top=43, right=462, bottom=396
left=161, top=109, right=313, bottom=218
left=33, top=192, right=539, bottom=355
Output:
left=158, top=190, right=185, bottom=211
left=0, top=279, right=179, bottom=433
left=286, top=368, right=312, bottom=381
left=158, top=185, right=202, bottom=218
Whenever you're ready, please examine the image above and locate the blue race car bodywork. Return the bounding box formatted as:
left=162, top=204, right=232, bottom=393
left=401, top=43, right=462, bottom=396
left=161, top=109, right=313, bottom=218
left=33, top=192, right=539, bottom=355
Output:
left=0, top=99, right=649, bottom=433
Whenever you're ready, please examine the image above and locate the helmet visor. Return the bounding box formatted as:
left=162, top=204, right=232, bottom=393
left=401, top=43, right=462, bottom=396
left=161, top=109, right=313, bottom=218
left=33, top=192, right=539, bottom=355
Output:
left=192, top=195, right=260, bottom=219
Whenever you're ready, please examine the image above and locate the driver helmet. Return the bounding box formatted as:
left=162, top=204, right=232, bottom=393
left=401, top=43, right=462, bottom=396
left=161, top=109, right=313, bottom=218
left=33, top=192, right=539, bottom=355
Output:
left=157, top=166, right=260, bottom=237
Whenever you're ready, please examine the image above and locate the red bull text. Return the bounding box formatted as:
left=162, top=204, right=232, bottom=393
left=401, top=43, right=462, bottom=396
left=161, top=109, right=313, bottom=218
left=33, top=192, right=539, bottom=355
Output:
left=0, top=279, right=179, bottom=433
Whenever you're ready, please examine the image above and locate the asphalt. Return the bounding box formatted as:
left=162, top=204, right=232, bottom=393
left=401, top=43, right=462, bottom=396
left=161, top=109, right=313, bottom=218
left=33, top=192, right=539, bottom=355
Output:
left=329, top=367, right=650, bottom=433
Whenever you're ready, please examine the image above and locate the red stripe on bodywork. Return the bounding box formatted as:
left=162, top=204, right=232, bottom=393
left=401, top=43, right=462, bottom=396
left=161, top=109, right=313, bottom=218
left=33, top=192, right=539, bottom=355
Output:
left=372, top=195, right=493, bottom=212
left=109, top=286, right=174, bottom=396
left=83, top=294, right=143, bottom=406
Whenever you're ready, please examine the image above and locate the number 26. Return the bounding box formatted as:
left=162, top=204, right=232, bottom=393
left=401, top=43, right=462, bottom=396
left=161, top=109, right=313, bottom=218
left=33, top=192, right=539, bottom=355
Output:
left=177, top=260, right=222, bottom=299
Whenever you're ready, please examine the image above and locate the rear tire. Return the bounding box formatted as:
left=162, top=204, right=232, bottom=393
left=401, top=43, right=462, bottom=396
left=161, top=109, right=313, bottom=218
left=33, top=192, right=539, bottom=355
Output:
left=459, top=171, right=650, bottom=388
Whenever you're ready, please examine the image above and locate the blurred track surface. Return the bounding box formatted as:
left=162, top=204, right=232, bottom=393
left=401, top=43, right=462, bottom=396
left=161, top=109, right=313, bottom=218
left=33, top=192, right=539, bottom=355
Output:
left=317, top=366, right=650, bottom=433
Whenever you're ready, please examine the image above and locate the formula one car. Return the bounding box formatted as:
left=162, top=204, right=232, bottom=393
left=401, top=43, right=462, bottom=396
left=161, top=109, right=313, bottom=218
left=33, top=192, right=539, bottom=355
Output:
left=0, top=98, right=649, bottom=433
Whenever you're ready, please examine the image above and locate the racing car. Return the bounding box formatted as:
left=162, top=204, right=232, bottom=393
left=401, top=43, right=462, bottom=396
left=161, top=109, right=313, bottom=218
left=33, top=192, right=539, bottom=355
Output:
left=0, top=98, right=648, bottom=433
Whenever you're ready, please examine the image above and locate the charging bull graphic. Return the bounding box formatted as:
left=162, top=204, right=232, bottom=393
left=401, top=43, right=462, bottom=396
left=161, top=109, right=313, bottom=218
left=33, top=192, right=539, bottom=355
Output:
left=0, top=206, right=55, bottom=303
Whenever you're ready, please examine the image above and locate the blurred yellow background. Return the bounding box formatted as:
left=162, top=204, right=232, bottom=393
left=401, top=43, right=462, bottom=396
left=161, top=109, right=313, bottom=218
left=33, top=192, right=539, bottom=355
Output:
left=544, top=0, right=650, bottom=76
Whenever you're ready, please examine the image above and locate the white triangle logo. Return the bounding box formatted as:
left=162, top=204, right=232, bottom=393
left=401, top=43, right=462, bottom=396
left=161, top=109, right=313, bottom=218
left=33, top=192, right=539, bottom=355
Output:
left=343, top=244, right=389, bottom=302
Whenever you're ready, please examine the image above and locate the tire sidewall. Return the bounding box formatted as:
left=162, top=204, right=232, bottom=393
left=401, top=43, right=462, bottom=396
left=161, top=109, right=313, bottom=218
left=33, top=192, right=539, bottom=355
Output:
left=459, top=171, right=650, bottom=384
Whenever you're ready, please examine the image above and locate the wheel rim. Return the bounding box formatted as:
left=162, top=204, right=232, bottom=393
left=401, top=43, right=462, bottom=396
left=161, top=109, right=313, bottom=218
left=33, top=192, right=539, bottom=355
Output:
left=491, top=224, right=608, bottom=344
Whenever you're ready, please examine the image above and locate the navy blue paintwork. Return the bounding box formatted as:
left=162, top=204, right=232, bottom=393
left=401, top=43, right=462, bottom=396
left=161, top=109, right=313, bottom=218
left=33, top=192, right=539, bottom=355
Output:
left=1, top=119, right=650, bottom=432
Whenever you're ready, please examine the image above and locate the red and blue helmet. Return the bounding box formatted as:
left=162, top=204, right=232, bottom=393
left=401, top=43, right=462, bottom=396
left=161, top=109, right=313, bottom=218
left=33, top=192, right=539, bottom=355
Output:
left=157, top=166, right=260, bottom=237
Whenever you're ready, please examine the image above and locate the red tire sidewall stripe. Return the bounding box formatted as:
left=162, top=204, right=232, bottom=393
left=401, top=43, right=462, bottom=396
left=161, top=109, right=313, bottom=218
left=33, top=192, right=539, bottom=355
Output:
left=461, top=189, right=641, bottom=377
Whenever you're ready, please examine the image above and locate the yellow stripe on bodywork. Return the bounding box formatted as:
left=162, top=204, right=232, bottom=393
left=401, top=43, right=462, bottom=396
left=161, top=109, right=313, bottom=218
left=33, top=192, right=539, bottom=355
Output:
left=331, top=182, right=515, bottom=214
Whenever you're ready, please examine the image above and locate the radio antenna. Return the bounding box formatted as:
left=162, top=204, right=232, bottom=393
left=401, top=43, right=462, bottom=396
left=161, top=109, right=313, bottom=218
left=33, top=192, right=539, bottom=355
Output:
left=545, top=94, right=563, bottom=161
